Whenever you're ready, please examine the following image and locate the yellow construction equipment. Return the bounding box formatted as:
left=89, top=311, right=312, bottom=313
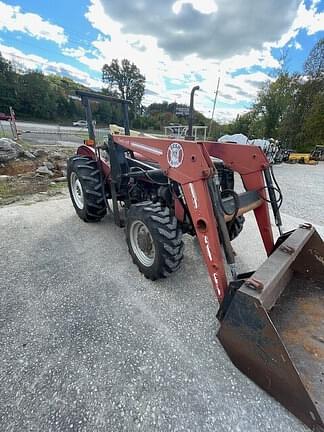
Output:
left=288, top=152, right=318, bottom=165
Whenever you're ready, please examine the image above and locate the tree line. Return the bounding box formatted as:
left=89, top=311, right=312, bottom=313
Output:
left=0, top=54, right=126, bottom=125
left=0, top=37, right=323, bottom=150
left=0, top=54, right=213, bottom=130
left=224, top=38, right=324, bottom=151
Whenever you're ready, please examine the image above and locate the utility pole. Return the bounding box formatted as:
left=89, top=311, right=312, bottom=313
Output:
left=208, top=76, right=220, bottom=138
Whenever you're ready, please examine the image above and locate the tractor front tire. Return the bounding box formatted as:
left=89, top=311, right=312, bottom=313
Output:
left=126, top=202, right=184, bottom=280
left=67, top=156, right=106, bottom=222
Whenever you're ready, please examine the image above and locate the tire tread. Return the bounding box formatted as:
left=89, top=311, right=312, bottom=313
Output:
left=126, top=203, right=184, bottom=280
left=67, top=155, right=106, bottom=222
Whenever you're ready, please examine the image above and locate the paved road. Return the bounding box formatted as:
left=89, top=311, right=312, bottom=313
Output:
left=0, top=121, right=108, bottom=147
left=2, top=192, right=323, bottom=432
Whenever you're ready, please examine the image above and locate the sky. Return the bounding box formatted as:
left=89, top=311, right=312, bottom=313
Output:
left=0, top=0, right=323, bottom=122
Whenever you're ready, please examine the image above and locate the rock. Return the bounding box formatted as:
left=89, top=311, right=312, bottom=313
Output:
left=55, top=160, right=67, bottom=177
left=0, top=138, right=23, bottom=162
left=0, top=175, right=10, bottom=182
left=52, top=176, right=66, bottom=182
left=50, top=151, right=66, bottom=160
left=36, top=165, right=54, bottom=177
left=33, top=149, right=48, bottom=158
left=45, top=161, right=55, bottom=170
left=55, top=160, right=67, bottom=168
left=23, top=150, right=36, bottom=159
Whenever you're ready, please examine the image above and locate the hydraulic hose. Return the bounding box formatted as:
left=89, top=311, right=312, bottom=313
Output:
left=263, top=167, right=283, bottom=235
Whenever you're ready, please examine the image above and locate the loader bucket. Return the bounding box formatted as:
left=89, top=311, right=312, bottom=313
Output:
left=218, top=226, right=324, bottom=431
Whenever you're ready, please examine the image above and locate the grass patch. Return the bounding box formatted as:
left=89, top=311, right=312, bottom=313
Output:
left=49, top=181, right=67, bottom=190
left=18, top=139, right=33, bottom=151
left=0, top=176, right=68, bottom=205
left=0, top=177, right=48, bottom=199
left=0, top=182, right=11, bottom=198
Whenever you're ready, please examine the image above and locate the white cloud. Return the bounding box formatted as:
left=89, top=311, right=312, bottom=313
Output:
left=89, top=0, right=301, bottom=60
left=214, top=107, right=249, bottom=123
left=172, top=0, right=218, bottom=15
left=294, top=41, right=302, bottom=50
left=1, top=0, right=321, bottom=122
left=270, top=0, right=324, bottom=48
left=62, top=47, right=87, bottom=58
left=80, top=0, right=278, bottom=118
left=0, top=1, right=67, bottom=45
left=78, top=0, right=290, bottom=120
left=0, top=44, right=101, bottom=88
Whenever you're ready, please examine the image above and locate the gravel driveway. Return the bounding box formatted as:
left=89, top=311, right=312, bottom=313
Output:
left=273, top=162, right=324, bottom=226
left=1, top=163, right=323, bottom=432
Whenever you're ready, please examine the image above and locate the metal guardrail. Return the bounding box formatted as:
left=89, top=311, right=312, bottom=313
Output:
left=21, top=129, right=87, bottom=136
left=0, top=120, right=110, bottom=146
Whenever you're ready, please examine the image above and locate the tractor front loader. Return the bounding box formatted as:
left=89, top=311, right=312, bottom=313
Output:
left=68, top=90, right=324, bottom=431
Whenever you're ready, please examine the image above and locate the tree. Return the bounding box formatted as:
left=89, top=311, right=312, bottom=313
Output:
left=304, top=38, right=324, bottom=78
left=102, top=59, right=145, bottom=116
left=303, top=92, right=324, bottom=145
left=250, top=73, right=296, bottom=139
left=225, top=112, right=254, bottom=136
left=17, top=71, right=57, bottom=120
left=0, top=53, right=19, bottom=111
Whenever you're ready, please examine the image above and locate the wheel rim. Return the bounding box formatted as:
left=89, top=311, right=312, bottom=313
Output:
left=130, top=220, right=155, bottom=267
left=70, top=172, right=84, bottom=209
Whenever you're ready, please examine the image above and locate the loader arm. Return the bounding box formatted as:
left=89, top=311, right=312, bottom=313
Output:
left=204, top=141, right=274, bottom=255
left=112, top=135, right=273, bottom=302
left=69, top=89, right=324, bottom=432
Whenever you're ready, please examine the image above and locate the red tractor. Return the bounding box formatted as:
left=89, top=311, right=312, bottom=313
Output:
left=67, top=90, right=324, bottom=432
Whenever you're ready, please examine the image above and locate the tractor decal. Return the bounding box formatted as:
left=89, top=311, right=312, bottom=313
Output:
left=167, top=142, right=184, bottom=168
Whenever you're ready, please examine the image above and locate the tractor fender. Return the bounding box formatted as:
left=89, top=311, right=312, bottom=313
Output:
left=77, top=144, right=96, bottom=159
left=76, top=145, right=111, bottom=179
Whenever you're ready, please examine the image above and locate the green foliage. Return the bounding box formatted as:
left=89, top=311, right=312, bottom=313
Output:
left=224, top=39, right=324, bottom=150
left=0, top=53, right=19, bottom=109
left=250, top=73, right=298, bottom=139
left=1, top=37, right=323, bottom=149
left=304, top=37, right=324, bottom=78
left=302, top=90, right=324, bottom=147
left=0, top=53, right=87, bottom=122
left=18, top=72, right=57, bottom=119
left=102, top=59, right=145, bottom=116
left=132, top=101, right=215, bottom=132
left=224, top=111, right=255, bottom=137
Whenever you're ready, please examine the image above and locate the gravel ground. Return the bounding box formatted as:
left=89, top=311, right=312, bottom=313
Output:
left=272, top=162, right=324, bottom=226
left=0, top=164, right=323, bottom=432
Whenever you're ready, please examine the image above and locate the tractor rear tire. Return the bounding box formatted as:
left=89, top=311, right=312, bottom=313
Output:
left=126, top=202, right=184, bottom=280
left=67, top=156, right=106, bottom=222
